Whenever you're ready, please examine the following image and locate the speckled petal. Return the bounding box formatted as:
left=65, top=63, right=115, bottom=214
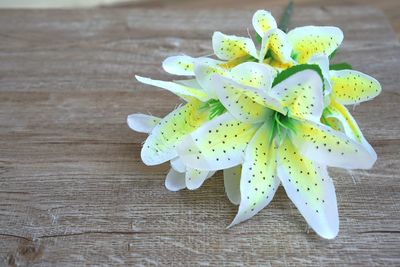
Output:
left=270, top=69, right=324, bottom=122
left=252, top=10, right=277, bottom=37
left=177, top=112, right=260, bottom=171
left=260, top=28, right=293, bottom=64
left=185, top=168, right=210, bottom=190
left=277, top=139, right=339, bottom=239
left=163, top=55, right=224, bottom=76
left=224, top=165, right=242, bottom=205
left=229, top=123, right=280, bottom=227
left=230, top=62, right=276, bottom=89
left=212, top=31, right=258, bottom=61
left=127, top=113, right=160, bottom=134
left=308, top=54, right=332, bottom=106
left=162, top=55, right=196, bottom=76
left=213, top=75, right=274, bottom=123
left=141, top=100, right=208, bottom=166
left=288, top=26, right=343, bottom=63
left=325, top=100, right=377, bottom=159
left=330, top=70, right=381, bottom=105
left=290, top=119, right=377, bottom=169
left=194, top=63, right=228, bottom=99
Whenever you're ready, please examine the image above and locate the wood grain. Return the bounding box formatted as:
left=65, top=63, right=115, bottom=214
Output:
left=120, top=0, right=400, bottom=38
left=0, top=6, right=399, bottom=266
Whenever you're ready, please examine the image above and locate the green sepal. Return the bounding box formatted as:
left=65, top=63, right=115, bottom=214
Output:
left=255, top=32, right=262, bottom=44
left=328, top=49, right=338, bottom=60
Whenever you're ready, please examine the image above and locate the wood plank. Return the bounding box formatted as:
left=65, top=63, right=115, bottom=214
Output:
left=0, top=6, right=399, bottom=266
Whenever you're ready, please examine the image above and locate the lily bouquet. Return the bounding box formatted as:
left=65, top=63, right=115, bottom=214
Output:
left=127, top=8, right=381, bottom=239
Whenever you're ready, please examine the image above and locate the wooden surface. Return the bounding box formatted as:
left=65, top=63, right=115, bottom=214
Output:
left=121, top=0, right=400, bottom=38
left=0, top=6, right=399, bottom=266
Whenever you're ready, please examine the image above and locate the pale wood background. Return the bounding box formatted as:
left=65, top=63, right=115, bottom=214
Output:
left=0, top=5, right=399, bottom=266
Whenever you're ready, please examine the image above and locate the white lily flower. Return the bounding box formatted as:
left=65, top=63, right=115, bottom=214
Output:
left=178, top=62, right=376, bottom=239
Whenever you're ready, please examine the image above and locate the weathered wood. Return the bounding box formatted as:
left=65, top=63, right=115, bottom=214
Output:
left=0, top=6, right=399, bottom=266
left=123, top=0, right=400, bottom=37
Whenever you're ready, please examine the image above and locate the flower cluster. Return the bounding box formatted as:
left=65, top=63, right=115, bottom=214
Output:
left=128, top=10, right=381, bottom=239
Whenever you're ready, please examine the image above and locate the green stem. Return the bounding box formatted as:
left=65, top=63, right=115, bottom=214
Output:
left=278, top=0, right=294, bottom=33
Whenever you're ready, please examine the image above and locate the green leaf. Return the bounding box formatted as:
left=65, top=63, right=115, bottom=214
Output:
left=278, top=0, right=294, bottom=33
left=329, top=62, right=353, bottom=71
left=272, top=64, right=324, bottom=87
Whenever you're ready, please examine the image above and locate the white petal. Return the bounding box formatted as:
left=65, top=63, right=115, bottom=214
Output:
left=162, top=55, right=196, bottom=76
left=213, top=75, right=275, bottom=124
left=270, top=68, right=324, bottom=122
left=212, top=31, right=258, bottom=60
left=174, top=79, right=202, bottom=90
left=325, top=100, right=377, bottom=160
left=194, top=62, right=228, bottom=99
left=127, top=113, right=160, bottom=134
left=170, top=157, right=186, bottom=173
left=230, top=62, right=276, bottom=90
left=252, top=9, right=277, bottom=37
left=277, top=139, right=339, bottom=239
left=135, top=75, right=209, bottom=102
left=288, top=26, right=344, bottom=63
left=229, top=123, right=280, bottom=227
left=260, top=28, right=293, bottom=64
left=223, top=166, right=242, bottom=205
left=141, top=100, right=207, bottom=166
left=185, top=168, right=210, bottom=190
left=165, top=168, right=186, bottom=191
left=290, top=120, right=377, bottom=169
left=329, top=70, right=382, bottom=105
left=177, top=112, right=260, bottom=171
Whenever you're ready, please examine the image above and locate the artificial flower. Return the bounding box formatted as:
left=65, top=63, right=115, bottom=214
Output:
left=177, top=62, right=376, bottom=239
left=128, top=8, right=381, bottom=239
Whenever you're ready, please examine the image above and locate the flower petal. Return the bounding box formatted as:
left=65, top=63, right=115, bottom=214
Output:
left=174, top=78, right=202, bottom=90
left=277, top=139, right=339, bottom=239
left=290, top=119, right=377, bottom=169
left=185, top=168, right=210, bottom=190
left=260, top=28, right=293, bottom=64
left=230, top=62, right=276, bottom=89
left=229, top=123, right=280, bottom=227
left=170, top=157, right=186, bottom=173
left=213, top=75, right=275, bottom=123
left=270, top=68, right=324, bottom=122
left=165, top=168, right=186, bottom=191
left=162, top=55, right=196, bottom=76
left=135, top=75, right=209, bottom=102
left=212, top=31, right=258, bottom=61
left=141, top=100, right=208, bottom=165
left=252, top=9, right=277, bottom=37
left=329, top=70, right=381, bottom=105
left=178, top=112, right=260, bottom=171
left=288, top=26, right=343, bottom=63
left=224, top=165, right=242, bottom=205
left=163, top=55, right=224, bottom=76
left=194, top=63, right=228, bottom=99
left=325, top=100, right=377, bottom=159
left=308, top=54, right=332, bottom=106
left=127, top=113, right=160, bottom=134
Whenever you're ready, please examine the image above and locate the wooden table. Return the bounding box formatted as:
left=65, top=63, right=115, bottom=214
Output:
left=0, top=6, right=399, bottom=266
